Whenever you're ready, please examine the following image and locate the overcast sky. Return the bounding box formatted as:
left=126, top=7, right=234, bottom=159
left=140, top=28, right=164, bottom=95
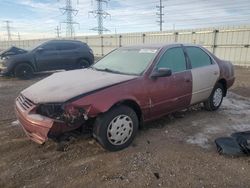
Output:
left=0, top=0, right=249, bottom=40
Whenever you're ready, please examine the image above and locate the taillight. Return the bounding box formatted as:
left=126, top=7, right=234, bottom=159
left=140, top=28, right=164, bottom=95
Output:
left=89, top=49, right=93, bottom=54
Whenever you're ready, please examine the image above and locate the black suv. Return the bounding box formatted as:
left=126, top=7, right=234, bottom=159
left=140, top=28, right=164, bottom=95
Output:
left=0, top=40, right=94, bottom=79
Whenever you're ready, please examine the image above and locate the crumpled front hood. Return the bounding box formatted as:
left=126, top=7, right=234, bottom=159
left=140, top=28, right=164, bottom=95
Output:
left=22, top=69, right=137, bottom=104
left=8, top=52, right=31, bottom=61
left=0, top=46, right=28, bottom=57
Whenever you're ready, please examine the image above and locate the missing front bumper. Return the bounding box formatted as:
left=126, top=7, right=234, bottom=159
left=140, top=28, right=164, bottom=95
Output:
left=15, top=105, right=83, bottom=144
left=0, top=64, right=7, bottom=74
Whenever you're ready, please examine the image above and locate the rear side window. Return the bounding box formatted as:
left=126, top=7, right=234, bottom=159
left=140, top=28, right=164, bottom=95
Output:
left=156, top=47, right=186, bottom=73
left=186, top=47, right=212, bottom=68
left=57, top=43, right=79, bottom=50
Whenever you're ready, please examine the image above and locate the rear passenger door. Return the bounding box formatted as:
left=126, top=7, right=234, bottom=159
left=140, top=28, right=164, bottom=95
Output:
left=185, top=46, right=219, bottom=105
left=57, top=42, right=81, bottom=69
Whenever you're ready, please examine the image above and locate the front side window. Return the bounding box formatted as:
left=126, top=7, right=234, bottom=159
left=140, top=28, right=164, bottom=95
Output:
left=186, top=47, right=212, bottom=68
left=156, top=47, right=187, bottom=73
left=92, top=48, right=158, bottom=75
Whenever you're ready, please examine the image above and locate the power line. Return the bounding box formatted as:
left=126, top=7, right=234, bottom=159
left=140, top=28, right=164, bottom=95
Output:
left=118, top=0, right=250, bottom=10
left=3, top=20, right=12, bottom=41
left=59, top=0, right=79, bottom=37
left=119, top=4, right=250, bottom=15
left=107, top=17, right=250, bottom=28
left=89, top=0, right=111, bottom=35
left=156, top=0, right=164, bottom=31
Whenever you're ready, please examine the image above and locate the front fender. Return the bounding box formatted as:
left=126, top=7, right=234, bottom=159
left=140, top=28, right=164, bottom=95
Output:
left=8, top=54, right=36, bottom=73
left=73, top=95, right=141, bottom=118
left=69, top=84, right=145, bottom=118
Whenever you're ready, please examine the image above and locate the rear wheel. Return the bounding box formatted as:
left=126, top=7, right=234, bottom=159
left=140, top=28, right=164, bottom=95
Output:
left=14, top=63, right=33, bottom=79
left=77, top=59, right=89, bottom=69
left=204, top=83, right=224, bottom=111
left=93, top=105, right=139, bottom=151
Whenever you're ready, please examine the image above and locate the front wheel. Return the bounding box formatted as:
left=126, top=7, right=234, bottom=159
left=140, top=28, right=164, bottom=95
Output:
left=204, top=83, right=224, bottom=111
left=14, top=63, right=33, bottom=79
left=93, top=105, right=139, bottom=151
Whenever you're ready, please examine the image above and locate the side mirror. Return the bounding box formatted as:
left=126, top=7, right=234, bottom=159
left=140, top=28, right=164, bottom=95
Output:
left=150, top=67, right=172, bottom=79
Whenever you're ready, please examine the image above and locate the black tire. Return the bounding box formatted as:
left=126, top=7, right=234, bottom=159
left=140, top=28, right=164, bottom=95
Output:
left=93, top=105, right=139, bottom=151
left=77, top=59, right=89, bottom=69
left=14, top=63, right=33, bottom=79
left=204, top=83, right=224, bottom=111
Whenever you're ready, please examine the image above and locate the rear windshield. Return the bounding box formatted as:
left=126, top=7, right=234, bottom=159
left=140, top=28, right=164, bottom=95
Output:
left=92, top=48, right=158, bottom=75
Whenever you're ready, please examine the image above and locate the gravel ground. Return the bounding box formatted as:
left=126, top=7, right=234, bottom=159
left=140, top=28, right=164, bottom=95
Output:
left=0, top=66, right=250, bottom=188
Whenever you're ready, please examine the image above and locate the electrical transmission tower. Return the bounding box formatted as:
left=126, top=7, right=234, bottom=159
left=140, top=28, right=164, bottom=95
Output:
left=18, top=32, right=21, bottom=41
left=89, top=0, right=111, bottom=35
left=59, top=0, right=79, bottom=37
left=55, top=26, right=61, bottom=38
left=156, top=0, right=164, bottom=32
left=3, top=20, right=12, bottom=41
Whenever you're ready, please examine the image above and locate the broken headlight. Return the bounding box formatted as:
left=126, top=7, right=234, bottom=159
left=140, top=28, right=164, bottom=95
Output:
left=37, top=103, right=88, bottom=125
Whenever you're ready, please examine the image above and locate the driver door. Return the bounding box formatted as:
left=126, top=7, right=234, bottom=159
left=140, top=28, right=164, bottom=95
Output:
left=147, top=46, right=192, bottom=119
left=35, top=42, right=60, bottom=71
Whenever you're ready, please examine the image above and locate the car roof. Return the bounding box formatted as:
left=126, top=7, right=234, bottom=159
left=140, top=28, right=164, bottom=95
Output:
left=47, top=39, right=85, bottom=44
left=120, top=43, right=202, bottom=49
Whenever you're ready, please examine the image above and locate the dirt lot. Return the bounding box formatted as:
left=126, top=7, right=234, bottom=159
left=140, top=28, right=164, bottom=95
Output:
left=0, top=66, right=250, bottom=188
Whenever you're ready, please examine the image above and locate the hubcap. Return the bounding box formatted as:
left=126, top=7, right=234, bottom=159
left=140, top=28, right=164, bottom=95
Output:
left=107, top=115, right=133, bottom=145
left=20, top=67, right=30, bottom=77
left=213, top=88, right=223, bottom=107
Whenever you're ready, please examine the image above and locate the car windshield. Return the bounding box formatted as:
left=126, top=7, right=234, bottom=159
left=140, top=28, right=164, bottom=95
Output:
left=28, top=42, right=45, bottom=51
left=92, top=48, right=158, bottom=75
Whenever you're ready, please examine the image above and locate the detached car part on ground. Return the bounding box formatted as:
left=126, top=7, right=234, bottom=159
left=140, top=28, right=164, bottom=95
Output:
left=15, top=43, right=235, bottom=151
left=0, top=40, right=94, bottom=79
left=215, top=131, right=250, bottom=156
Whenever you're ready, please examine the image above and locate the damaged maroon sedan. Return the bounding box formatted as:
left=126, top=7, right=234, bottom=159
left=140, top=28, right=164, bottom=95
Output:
left=15, top=43, right=235, bottom=151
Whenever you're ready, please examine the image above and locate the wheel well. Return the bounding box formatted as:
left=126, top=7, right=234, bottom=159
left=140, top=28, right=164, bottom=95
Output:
left=114, top=100, right=143, bottom=128
left=218, top=79, right=227, bottom=96
left=76, top=58, right=91, bottom=67
left=77, top=58, right=89, bottom=63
